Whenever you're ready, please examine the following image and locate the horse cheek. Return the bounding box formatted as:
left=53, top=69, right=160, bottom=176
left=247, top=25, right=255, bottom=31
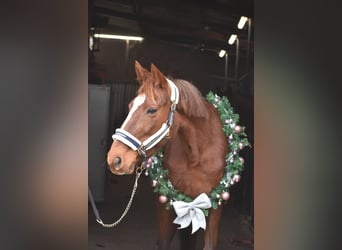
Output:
left=147, top=116, right=161, bottom=134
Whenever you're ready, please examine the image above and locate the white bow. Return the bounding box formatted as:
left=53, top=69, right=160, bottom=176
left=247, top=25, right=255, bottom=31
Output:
left=172, top=193, right=212, bottom=234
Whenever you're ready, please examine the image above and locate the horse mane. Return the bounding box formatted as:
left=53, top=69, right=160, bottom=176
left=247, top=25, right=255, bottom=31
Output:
left=171, top=78, right=209, bottom=119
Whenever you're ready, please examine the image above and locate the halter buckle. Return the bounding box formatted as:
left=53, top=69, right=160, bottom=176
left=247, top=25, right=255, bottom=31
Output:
left=170, top=102, right=177, bottom=111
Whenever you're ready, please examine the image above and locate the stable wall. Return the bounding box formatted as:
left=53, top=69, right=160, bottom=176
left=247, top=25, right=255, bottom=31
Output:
left=89, top=37, right=248, bottom=95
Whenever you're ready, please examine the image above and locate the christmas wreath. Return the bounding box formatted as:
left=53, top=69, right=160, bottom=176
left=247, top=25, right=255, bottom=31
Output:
left=144, top=91, right=250, bottom=216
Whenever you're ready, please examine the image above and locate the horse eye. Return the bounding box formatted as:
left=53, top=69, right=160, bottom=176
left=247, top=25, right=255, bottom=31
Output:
left=146, top=108, right=157, bottom=114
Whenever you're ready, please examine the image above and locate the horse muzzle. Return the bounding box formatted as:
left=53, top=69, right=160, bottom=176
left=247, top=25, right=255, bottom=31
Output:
left=107, top=157, right=136, bottom=175
left=107, top=143, right=138, bottom=175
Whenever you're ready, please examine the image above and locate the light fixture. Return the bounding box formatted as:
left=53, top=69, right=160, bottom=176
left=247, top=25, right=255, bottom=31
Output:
left=228, top=34, right=237, bottom=45
left=89, top=35, right=94, bottom=51
left=237, top=16, right=248, bottom=29
left=219, top=49, right=226, bottom=58
left=94, top=34, right=144, bottom=41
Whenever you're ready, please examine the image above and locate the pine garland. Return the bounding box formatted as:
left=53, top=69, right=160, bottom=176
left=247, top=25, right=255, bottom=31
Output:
left=145, top=91, right=250, bottom=215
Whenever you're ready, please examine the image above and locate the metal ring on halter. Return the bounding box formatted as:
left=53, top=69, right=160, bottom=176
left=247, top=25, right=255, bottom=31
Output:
left=136, top=163, right=146, bottom=175
left=137, top=145, right=147, bottom=159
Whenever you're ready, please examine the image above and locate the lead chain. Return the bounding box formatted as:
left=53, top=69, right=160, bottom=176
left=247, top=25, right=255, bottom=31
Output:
left=96, top=164, right=145, bottom=228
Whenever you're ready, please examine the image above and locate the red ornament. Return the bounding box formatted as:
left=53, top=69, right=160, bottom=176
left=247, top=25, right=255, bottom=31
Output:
left=159, top=195, right=168, bottom=203
left=234, top=125, right=242, bottom=133
left=222, top=192, right=230, bottom=200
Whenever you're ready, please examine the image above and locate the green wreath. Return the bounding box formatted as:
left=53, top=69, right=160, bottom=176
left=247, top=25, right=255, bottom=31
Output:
left=144, top=92, right=250, bottom=216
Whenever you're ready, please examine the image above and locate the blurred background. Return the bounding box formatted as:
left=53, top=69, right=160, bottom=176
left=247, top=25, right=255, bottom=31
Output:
left=88, top=1, right=254, bottom=249
left=2, top=0, right=341, bottom=249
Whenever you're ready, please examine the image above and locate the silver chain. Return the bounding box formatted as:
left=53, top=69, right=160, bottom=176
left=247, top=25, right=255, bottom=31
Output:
left=96, top=165, right=145, bottom=228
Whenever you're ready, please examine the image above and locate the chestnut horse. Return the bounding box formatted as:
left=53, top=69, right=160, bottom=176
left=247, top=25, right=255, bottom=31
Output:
left=107, top=61, right=228, bottom=250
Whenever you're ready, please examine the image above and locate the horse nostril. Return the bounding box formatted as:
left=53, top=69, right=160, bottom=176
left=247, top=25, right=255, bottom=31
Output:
left=114, top=157, right=121, bottom=170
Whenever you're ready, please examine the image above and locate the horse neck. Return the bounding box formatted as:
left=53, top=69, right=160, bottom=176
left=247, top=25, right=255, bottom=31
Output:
left=164, top=108, right=219, bottom=167
left=161, top=107, right=228, bottom=197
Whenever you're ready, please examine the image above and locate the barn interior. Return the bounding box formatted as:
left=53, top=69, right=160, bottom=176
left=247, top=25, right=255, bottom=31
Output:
left=88, top=0, right=254, bottom=249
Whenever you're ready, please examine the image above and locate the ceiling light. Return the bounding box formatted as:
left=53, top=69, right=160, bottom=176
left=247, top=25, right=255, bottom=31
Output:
left=237, top=16, right=248, bottom=29
left=219, top=50, right=226, bottom=58
left=94, top=34, right=144, bottom=41
left=228, top=34, right=237, bottom=45
left=89, top=35, right=94, bottom=51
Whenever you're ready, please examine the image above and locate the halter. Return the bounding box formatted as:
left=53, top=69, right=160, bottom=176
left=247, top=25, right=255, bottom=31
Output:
left=112, top=78, right=179, bottom=159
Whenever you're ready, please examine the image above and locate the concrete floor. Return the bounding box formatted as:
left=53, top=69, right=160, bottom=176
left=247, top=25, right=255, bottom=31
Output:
left=88, top=173, right=254, bottom=250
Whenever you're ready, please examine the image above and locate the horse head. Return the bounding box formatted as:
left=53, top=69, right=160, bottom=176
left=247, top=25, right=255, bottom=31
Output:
left=107, top=61, right=178, bottom=175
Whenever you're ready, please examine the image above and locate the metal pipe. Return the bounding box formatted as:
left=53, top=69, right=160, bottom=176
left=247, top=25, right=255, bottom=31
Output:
left=124, top=40, right=130, bottom=79
left=224, top=53, right=228, bottom=91
left=246, top=18, right=251, bottom=68
left=234, top=38, right=239, bottom=81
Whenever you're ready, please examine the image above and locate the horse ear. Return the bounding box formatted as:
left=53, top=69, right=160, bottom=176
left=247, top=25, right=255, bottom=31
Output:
left=150, top=64, right=168, bottom=88
left=135, top=60, right=150, bottom=84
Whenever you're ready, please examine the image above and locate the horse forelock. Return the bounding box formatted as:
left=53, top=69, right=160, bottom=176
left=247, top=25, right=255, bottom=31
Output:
left=137, top=79, right=169, bottom=106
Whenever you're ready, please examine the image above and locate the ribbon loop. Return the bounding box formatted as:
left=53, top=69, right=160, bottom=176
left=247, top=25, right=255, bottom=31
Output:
left=172, top=193, right=212, bottom=234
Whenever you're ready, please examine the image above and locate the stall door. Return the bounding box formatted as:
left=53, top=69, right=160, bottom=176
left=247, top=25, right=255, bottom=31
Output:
left=88, top=84, right=111, bottom=202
